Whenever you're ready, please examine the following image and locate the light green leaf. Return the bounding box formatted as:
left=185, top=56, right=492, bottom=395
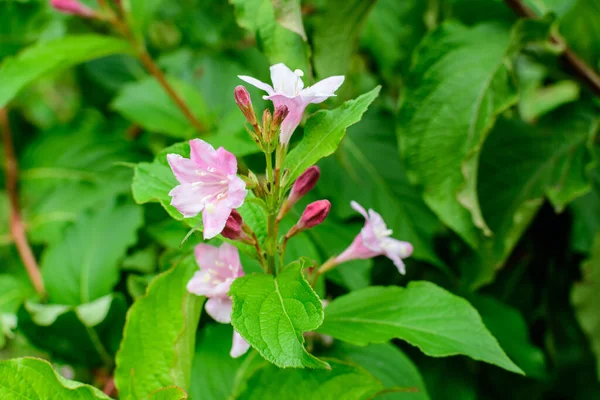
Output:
left=41, top=200, right=143, bottom=305
left=284, top=86, right=380, bottom=185
left=398, top=19, right=552, bottom=248
left=124, top=0, right=165, bottom=42
left=114, top=257, right=204, bottom=399
left=318, top=282, right=523, bottom=374
left=229, top=263, right=328, bottom=369
left=148, top=386, right=188, bottom=400
left=237, top=359, right=386, bottom=400
left=311, top=0, right=376, bottom=78
left=325, top=342, right=430, bottom=400
left=0, top=357, right=111, bottom=399
left=572, top=233, right=600, bottom=380
left=111, top=77, right=211, bottom=138
left=18, top=294, right=126, bottom=367
left=0, top=274, right=34, bottom=314
left=0, top=35, right=132, bottom=107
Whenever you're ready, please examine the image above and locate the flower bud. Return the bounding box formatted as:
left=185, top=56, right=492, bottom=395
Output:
left=234, top=86, right=257, bottom=126
left=50, top=0, right=96, bottom=17
left=297, top=200, right=331, bottom=230
left=289, top=166, right=320, bottom=206
left=221, top=210, right=244, bottom=240
left=272, top=105, right=289, bottom=130
left=262, top=109, right=272, bottom=141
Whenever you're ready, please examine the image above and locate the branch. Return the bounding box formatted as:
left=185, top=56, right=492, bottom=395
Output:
left=0, top=109, right=47, bottom=299
left=504, top=0, right=600, bottom=97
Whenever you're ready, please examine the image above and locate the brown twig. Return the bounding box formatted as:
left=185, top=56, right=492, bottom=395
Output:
left=503, top=0, right=600, bottom=97
left=0, top=109, right=47, bottom=299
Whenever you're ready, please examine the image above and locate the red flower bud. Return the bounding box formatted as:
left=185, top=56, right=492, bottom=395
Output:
left=221, top=209, right=244, bottom=240
left=234, top=86, right=257, bottom=125
left=50, top=0, right=96, bottom=17
left=297, top=200, right=331, bottom=230
left=289, top=166, right=320, bottom=206
left=272, top=105, right=289, bottom=129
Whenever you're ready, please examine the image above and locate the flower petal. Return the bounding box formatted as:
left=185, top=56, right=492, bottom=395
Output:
left=218, top=243, right=243, bottom=276
left=202, top=202, right=232, bottom=239
left=335, top=234, right=380, bottom=264
left=225, top=176, right=248, bottom=209
left=168, top=184, right=205, bottom=218
left=350, top=201, right=369, bottom=220
left=167, top=154, right=199, bottom=184
left=215, top=147, right=238, bottom=175
left=270, top=63, right=303, bottom=96
left=238, top=75, right=274, bottom=95
left=189, top=139, right=217, bottom=169
left=381, top=238, right=413, bottom=275
left=194, top=243, right=221, bottom=270
left=205, top=297, right=232, bottom=323
left=230, top=330, right=251, bottom=358
left=303, top=76, right=344, bottom=97
left=186, top=270, right=213, bottom=296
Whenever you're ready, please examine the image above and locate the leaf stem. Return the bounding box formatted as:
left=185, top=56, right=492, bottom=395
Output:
left=503, top=0, right=600, bottom=97
left=0, top=108, right=47, bottom=299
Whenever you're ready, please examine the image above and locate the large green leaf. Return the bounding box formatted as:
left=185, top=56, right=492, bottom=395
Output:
left=111, top=76, right=212, bottom=138
left=318, top=282, right=522, bottom=374
left=325, top=342, right=430, bottom=400
left=229, top=263, right=328, bottom=369
left=555, top=0, right=600, bottom=68
left=283, top=86, right=380, bottom=185
left=41, top=200, right=143, bottom=305
left=0, top=274, right=34, bottom=314
left=572, top=233, right=600, bottom=380
left=397, top=19, right=552, bottom=248
left=0, top=35, right=133, bottom=107
left=0, top=357, right=111, bottom=399
left=237, top=359, right=386, bottom=399
left=311, top=0, right=376, bottom=79
left=114, top=256, right=204, bottom=399
left=18, top=294, right=126, bottom=367
left=148, top=386, right=188, bottom=400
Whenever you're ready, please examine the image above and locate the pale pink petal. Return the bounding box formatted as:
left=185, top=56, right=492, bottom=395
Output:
left=194, top=243, right=221, bottom=270
left=350, top=201, right=369, bottom=220
left=270, top=63, right=303, bottom=96
left=189, top=139, right=217, bottom=169
left=167, top=154, right=198, bottom=184
left=279, top=105, right=307, bottom=145
left=230, top=330, right=250, bottom=358
left=238, top=75, right=274, bottom=95
left=168, top=184, right=205, bottom=218
left=335, top=234, right=380, bottom=265
left=381, top=238, right=413, bottom=275
left=202, top=203, right=232, bottom=239
left=225, top=176, right=248, bottom=209
left=186, top=270, right=213, bottom=296
left=205, top=297, right=232, bottom=323
left=218, top=243, right=243, bottom=275
left=215, top=147, right=238, bottom=175
left=302, top=76, right=344, bottom=98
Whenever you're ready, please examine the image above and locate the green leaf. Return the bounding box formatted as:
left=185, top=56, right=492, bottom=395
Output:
left=0, top=35, right=133, bottom=107
left=148, top=386, right=188, bottom=400
left=397, top=19, right=552, bottom=248
left=325, top=342, right=430, bottom=400
left=0, top=274, right=34, bottom=314
left=572, top=233, right=600, bottom=380
left=318, top=282, right=523, bottom=374
left=0, top=357, right=111, bottom=399
left=111, top=76, right=211, bottom=138
left=272, top=0, right=307, bottom=40
left=284, top=86, right=380, bottom=185
left=237, top=359, right=386, bottom=399
left=229, top=263, right=328, bottom=369
left=114, top=256, right=204, bottom=399
left=558, top=0, right=600, bottom=68
left=41, top=200, right=143, bottom=305
left=18, top=295, right=126, bottom=367
left=125, top=0, right=165, bottom=42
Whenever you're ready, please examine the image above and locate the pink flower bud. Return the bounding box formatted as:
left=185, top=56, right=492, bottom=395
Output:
left=50, top=0, right=96, bottom=17
left=272, top=105, right=289, bottom=129
left=221, top=209, right=243, bottom=240
left=234, top=85, right=257, bottom=126
left=288, top=166, right=320, bottom=206
left=297, top=200, right=330, bottom=230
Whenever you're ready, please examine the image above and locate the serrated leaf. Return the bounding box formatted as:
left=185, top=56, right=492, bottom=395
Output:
left=229, top=263, right=328, bottom=369
left=114, top=256, right=204, bottom=399
left=0, top=35, right=133, bottom=107
left=0, top=357, right=111, bottom=399
left=283, top=86, right=380, bottom=185
left=237, top=359, right=385, bottom=400
left=41, top=200, right=143, bottom=305
left=318, top=282, right=522, bottom=374
left=18, top=294, right=126, bottom=367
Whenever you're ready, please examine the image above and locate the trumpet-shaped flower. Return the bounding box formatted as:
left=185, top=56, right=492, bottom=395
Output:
left=167, top=139, right=247, bottom=239
left=187, top=243, right=250, bottom=358
left=336, top=201, right=413, bottom=274
left=238, top=63, right=344, bottom=145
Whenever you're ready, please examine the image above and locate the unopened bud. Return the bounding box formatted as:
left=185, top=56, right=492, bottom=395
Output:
left=298, top=200, right=330, bottom=230
left=221, top=210, right=243, bottom=240
left=289, top=166, right=320, bottom=206
left=50, top=0, right=96, bottom=17
left=262, top=109, right=272, bottom=141
left=272, top=105, right=289, bottom=130
left=234, top=86, right=257, bottom=126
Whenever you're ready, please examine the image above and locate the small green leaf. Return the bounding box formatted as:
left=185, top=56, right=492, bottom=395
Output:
left=0, top=35, right=133, bottom=107
left=0, top=357, right=111, bottom=399
left=237, top=359, right=385, bottom=399
left=41, top=200, right=143, bottom=305
left=229, top=263, right=328, bottom=369
left=318, top=282, right=523, bottom=374
left=284, top=86, right=380, bottom=185
left=148, top=386, right=188, bottom=400
left=114, top=256, right=204, bottom=399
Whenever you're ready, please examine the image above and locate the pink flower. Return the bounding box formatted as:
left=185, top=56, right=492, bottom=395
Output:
left=289, top=166, right=320, bottom=206
left=336, top=201, right=413, bottom=274
left=238, top=63, right=344, bottom=145
left=167, top=139, right=247, bottom=239
left=297, top=200, right=331, bottom=230
left=187, top=243, right=250, bottom=358
left=50, top=0, right=95, bottom=17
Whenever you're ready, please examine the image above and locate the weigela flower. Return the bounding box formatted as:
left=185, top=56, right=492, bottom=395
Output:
left=289, top=166, right=320, bottom=206
left=187, top=243, right=250, bottom=358
left=238, top=63, right=344, bottom=145
left=336, top=201, right=413, bottom=274
left=297, top=200, right=331, bottom=230
left=50, top=0, right=95, bottom=17
left=167, top=139, right=247, bottom=239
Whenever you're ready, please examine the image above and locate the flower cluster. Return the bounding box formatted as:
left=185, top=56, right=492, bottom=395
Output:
left=165, top=63, right=413, bottom=358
